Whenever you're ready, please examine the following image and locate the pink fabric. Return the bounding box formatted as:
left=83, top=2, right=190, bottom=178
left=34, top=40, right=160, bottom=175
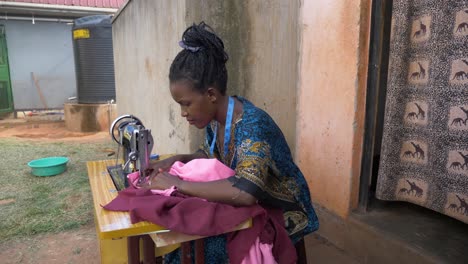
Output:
left=242, top=238, right=277, bottom=264
left=169, top=159, right=235, bottom=181
left=127, top=158, right=235, bottom=196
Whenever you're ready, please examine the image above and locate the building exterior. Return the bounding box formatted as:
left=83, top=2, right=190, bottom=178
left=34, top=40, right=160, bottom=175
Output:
left=0, top=0, right=125, bottom=113
left=113, top=0, right=366, bottom=217
left=112, top=1, right=467, bottom=263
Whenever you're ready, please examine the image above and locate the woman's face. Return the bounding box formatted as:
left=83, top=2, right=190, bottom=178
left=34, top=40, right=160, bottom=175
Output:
left=169, top=80, right=217, bottom=129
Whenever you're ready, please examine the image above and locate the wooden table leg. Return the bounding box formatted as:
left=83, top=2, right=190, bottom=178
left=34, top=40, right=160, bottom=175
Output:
left=142, top=235, right=156, bottom=264
left=194, top=239, right=205, bottom=264
left=155, top=256, right=163, bottom=264
left=295, top=238, right=307, bottom=264
left=128, top=236, right=141, bottom=264
left=181, top=242, right=192, bottom=264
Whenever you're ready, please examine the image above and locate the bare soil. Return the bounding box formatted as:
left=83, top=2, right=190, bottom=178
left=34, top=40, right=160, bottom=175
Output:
left=0, top=223, right=99, bottom=264
left=0, top=121, right=106, bottom=264
left=0, top=121, right=108, bottom=143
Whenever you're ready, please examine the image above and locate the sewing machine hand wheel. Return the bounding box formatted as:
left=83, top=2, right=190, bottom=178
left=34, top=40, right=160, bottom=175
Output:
left=109, top=115, right=143, bottom=144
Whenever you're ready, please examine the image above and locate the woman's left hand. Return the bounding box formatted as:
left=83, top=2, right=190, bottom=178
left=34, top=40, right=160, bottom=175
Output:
left=140, top=171, right=183, bottom=190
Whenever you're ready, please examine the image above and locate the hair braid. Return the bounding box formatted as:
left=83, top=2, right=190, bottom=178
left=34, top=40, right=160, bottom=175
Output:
left=169, top=22, right=229, bottom=94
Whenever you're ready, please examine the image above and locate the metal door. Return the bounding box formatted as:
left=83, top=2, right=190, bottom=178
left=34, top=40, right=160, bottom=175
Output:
left=0, top=25, right=13, bottom=113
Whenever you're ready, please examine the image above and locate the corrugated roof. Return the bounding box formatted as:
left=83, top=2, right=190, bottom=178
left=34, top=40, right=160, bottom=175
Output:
left=3, top=0, right=126, bottom=9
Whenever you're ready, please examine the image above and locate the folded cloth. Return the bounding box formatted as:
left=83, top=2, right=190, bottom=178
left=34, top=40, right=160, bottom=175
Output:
left=103, top=186, right=262, bottom=235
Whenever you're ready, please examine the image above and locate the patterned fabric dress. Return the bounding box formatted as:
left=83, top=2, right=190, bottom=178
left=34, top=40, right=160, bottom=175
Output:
left=164, top=96, right=319, bottom=263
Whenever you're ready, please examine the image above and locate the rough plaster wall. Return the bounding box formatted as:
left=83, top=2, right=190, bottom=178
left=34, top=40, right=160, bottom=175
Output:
left=185, top=0, right=246, bottom=98
left=113, top=0, right=203, bottom=154
left=185, top=0, right=299, bottom=153
left=297, top=0, right=369, bottom=218
left=242, top=1, right=299, bottom=153
left=184, top=0, right=244, bottom=151
left=114, top=0, right=299, bottom=155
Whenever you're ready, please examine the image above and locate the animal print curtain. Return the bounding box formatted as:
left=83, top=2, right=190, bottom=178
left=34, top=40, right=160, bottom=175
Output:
left=376, top=1, right=468, bottom=224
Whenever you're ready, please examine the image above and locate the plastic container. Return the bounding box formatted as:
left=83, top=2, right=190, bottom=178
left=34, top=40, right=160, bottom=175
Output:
left=28, top=157, right=69, bottom=177
left=72, top=15, right=115, bottom=103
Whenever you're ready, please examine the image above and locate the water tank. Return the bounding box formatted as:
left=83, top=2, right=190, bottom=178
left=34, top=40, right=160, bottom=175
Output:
left=72, top=15, right=115, bottom=104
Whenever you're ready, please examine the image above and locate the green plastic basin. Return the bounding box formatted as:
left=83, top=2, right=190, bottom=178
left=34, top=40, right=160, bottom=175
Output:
left=28, top=157, right=69, bottom=177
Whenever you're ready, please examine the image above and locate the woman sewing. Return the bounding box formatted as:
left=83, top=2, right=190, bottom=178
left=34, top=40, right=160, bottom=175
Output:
left=145, top=22, right=319, bottom=263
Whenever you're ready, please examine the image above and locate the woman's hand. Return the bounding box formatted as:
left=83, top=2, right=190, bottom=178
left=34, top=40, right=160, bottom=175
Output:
left=141, top=171, right=183, bottom=190
left=146, top=156, right=178, bottom=175
left=146, top=152, right=208, bottom=176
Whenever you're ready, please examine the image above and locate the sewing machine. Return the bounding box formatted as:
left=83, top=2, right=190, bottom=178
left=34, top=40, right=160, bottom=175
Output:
left=108, top=115, right=154, bottom=190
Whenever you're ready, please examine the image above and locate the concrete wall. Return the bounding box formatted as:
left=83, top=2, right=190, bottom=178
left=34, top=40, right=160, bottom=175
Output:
left=297, top=0, right=371, bottom=218
left=113, top=0, right=299, bottom=154
left=112, top=0, right=198, bottom=154
left=185, top=0, right=299, bottom=152
left=1, top=20, right=76, bottom=109
left=64, top=103, right=117, bottom=132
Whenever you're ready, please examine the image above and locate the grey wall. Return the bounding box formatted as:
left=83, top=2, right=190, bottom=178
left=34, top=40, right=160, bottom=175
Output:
left=113, top=0, right=299, bottom=154
left=113, top=0, right=201, bottom=155
left=1, top=20, right=76, bottom=109
left=186, top=0, right=299, bottom=152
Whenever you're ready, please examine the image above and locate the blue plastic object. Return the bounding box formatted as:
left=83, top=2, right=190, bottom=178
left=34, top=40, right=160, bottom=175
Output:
left=28, top=157, right=69, bottom=177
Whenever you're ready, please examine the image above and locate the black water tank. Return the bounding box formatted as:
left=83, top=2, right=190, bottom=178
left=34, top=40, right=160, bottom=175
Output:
left=72, top=15, right=115, bottom=104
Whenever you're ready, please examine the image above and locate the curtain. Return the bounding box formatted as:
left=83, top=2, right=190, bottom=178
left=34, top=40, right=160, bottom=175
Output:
left=376, top=0, right=468, bottom=223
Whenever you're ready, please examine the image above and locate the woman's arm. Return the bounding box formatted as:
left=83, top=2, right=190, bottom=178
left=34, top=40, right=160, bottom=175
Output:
left=146, top=172, right=257, bottom=207
left=180, top=178, right=258, bottom=207
left=149, top=150, right=208, bottom=172
left=176, top=149, right=209, bottom=163
left=146, top=149, right=257, bottom=206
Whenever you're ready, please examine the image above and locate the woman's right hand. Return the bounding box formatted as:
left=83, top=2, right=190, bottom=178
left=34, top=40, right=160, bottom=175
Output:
left=146, top=155, right=179, bottom=175
left=145, top=151, right=208, bottom=176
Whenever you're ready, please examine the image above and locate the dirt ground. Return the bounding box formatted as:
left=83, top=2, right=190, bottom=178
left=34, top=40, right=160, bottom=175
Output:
left=0, top=223, right=100, bottom=264
left=0, top=121, right=108, bottom=143
left=0, top=121, right=105, bottom=264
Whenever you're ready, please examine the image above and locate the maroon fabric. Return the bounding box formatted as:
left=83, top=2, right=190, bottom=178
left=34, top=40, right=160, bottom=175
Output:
left=264, top=209, right=297, bottom=264
left=103, top=187, right=296, bottom=264
left=227, top=208, right=297, bottom=264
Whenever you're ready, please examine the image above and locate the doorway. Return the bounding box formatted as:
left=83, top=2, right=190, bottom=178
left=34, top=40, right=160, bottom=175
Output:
left=357, top=1, right=468, bottom=263
left=0, top=25, right=13, bottom=113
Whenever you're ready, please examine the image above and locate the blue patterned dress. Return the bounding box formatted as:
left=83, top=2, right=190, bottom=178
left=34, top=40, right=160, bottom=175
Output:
left=164, top=96, right=319, bottom=263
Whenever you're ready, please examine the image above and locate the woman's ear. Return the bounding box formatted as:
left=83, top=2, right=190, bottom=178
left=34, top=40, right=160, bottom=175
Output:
left=206, top=87, right=218, bottom=103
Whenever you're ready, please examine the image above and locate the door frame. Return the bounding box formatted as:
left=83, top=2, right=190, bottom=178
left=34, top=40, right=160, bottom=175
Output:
left=0, top=24, right=14, bottom=113
left=358, top=0, right=393, bottom=211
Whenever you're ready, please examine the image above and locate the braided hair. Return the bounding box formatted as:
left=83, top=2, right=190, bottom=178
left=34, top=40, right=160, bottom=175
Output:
left=169, top=22, right=229, bottom=95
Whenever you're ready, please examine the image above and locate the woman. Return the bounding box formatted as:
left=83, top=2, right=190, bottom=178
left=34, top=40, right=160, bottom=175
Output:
left=146, top=22, right=318, bottom=263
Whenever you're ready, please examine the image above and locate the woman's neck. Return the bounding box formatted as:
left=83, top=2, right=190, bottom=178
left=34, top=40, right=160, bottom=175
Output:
left=215, top=96, right=243, bottom=126
left=214, top=96, right=230, bottom=126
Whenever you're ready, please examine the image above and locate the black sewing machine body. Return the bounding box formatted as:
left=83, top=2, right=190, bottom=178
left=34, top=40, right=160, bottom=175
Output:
left=108, top=115, right=154, bottom=190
